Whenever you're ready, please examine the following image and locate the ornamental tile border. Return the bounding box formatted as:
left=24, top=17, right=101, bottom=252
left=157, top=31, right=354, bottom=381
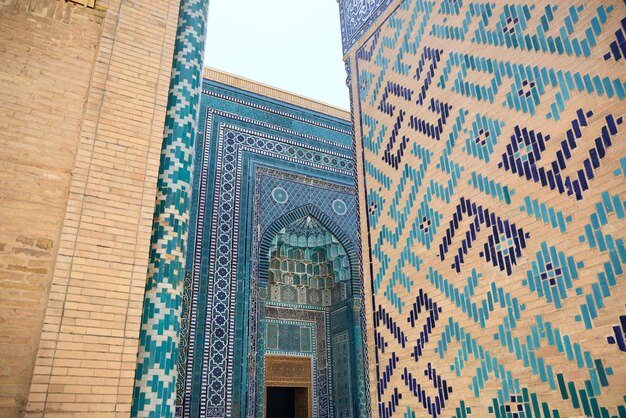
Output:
left=179, top=89, right=370, bottom=417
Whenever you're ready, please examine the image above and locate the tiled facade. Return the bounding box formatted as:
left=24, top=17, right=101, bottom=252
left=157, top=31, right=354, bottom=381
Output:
left=340, top=0, right=626, bottom=417
left=177, top=69, right=369, bottom=418
left=2, top=0, right=625, bottom=417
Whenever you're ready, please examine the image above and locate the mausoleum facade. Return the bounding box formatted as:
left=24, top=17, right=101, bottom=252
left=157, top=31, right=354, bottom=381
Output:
left=0, top=0, right=624, bottom=417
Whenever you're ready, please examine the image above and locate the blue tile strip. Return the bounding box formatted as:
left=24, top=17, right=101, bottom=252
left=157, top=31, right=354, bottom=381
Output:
left=131, top=1, right=210, bottom=417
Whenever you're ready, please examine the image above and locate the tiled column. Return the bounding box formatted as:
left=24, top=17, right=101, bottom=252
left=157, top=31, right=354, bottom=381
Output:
left=131, top=0, right=210, bottom=417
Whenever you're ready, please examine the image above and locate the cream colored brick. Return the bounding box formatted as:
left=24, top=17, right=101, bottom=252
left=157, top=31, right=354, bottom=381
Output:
left=0, top=0, right=181, bottom=415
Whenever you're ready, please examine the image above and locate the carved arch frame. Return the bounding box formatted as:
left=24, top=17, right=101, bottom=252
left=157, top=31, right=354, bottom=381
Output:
left=247, top=203, right=367, bottom=418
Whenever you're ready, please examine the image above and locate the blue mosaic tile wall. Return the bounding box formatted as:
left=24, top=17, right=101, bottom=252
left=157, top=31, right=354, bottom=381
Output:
left=266, top=321, right=314, bottom=353
left=266, top=215, right=352, bottom=306
left=262, top=307, right=326, bottom=418
left=340, top=0, right=397, bottom=53
left=178, top=79, right=371, bottom=417
left=343, top=0, right=626, bottom=416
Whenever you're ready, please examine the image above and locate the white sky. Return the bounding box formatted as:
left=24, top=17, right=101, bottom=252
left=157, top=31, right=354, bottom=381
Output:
left=203, top=0, right=350, bottom=110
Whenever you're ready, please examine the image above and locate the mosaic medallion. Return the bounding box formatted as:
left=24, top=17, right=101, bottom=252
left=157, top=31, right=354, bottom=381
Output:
left=332, top=198, right=348, bottom=215
left=272, top=187, right=289, bottom=204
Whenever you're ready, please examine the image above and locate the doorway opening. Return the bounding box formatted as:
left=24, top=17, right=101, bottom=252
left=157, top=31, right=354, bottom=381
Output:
left=266, top=386, right=309, bottom=418
left=263, top=355, right=312, bottom=417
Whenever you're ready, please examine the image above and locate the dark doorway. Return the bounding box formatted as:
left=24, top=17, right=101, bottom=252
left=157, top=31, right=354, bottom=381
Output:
left=266, top=386, right=309, bottom=418
left=267, top=387, right=294, bottom=418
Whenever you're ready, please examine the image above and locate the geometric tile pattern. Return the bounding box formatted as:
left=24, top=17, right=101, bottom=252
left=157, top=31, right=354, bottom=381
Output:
left=518, top=196, right=572, bottom=233
left=607, top=308, right=626, bottom=351
left=438, top=52, right=626, bottom=121
left=472, top=4, right=617, bottom=58
left=259, top=174, right=360, bottom=250
left=332, top=332, right=353, bottom=417
left=262, top=309, right=326, bottom=418
left=131, top=1, right=209, bottom=417
left=345, top=0, right=626, bottom=416
left=437, top=197, right=530, bottom=275
left=603, top=16, right=626, bottom=61
left=462, top=113, right=504, bottom=163
left=179, top=79, right=369, bottom=417
left=266, top=321, right=314, bottom=353
left=252, top=181, right=365, bottom=418
left=194, top=126, right=355, bottom=417
left=498, top=110, right=623, bottom=200
left=522, top=242, right=584, bottom=309
left=574, top=191, right=626, bottom=330
left=339, top=0, right=396, bottom=53
left=266, top=216, right=352, bottom=307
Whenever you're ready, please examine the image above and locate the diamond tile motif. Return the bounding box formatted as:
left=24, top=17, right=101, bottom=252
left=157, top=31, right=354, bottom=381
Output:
left=132, top=1, right=210, bottom=417
left=347, top=0, right=626, bottom=416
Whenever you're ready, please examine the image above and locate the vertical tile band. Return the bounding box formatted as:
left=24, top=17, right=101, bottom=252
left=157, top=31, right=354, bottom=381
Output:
left=131, top=1, right=210, bottom=417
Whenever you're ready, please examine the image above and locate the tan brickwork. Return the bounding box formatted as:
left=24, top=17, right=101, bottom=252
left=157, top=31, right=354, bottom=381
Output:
left=347, top=0, right=626, bottom=416
left=68, top=0, right=95, bottom=7
left=0, top=0, right=181, bottom=416
left=0, top=1, right=103, bottom=415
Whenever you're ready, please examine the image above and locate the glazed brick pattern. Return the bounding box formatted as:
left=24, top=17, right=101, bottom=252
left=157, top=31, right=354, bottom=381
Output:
left=130, top=1, right=209, bottom=417
left=344, top=0, right=626, bottom=417
left=179, top=75, right=369, bottom=418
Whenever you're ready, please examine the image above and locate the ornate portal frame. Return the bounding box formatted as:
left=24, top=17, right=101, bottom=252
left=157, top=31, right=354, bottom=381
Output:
left=179, top=97, right=371, bottom=417
left=264, top=356, right=313, bottom=418
left=245, top=167, right=368, bottom=418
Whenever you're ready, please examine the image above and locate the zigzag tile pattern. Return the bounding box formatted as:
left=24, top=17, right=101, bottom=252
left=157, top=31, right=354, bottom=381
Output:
left=346, top=0, right=626, bottom=416
left=131, top=1, right=210, bottom=417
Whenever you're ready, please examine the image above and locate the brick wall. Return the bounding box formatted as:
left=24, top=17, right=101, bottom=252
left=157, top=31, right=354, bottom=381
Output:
left=0, top=2, right=103, bottom=415
left=0, top=0, right=182, bottom=416
left=345, top=0, right=626, bottom=416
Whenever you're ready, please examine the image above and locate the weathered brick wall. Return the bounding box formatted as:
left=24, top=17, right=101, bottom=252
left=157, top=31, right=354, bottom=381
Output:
left=0, top=0, right=181, bottom=416
left=345, top=0, right=626, bottom=417
left=0, top=2, right=103, bottom=415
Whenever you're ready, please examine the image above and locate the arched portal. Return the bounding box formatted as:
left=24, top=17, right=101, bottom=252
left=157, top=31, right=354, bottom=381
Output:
left=174, top=82, right=364, bottom=418
left=267, top=215, right=351, bottom=306
left=249, top=206, right=367, bottom=418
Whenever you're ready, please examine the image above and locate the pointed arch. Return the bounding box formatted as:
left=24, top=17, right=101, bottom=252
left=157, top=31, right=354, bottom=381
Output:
left=259, top=204, right=360, bottom=294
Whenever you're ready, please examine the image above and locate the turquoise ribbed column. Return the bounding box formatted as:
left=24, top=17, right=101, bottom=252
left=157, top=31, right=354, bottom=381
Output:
left=131, top=1, right=209, bottom=417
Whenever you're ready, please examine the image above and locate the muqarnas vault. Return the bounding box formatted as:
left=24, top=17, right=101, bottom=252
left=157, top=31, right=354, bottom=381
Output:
left=176, top=69, right=370, bottom=418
